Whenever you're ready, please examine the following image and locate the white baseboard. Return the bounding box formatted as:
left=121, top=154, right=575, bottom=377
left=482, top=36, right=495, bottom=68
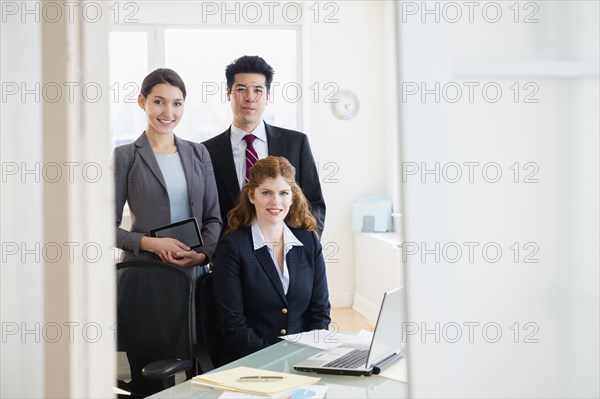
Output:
left=352, top=292, right=380, bottom=322
left=329, top=293, right=353, bottom=308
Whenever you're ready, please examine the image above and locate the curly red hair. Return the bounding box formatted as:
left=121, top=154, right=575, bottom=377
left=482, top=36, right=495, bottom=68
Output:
left=226, top=156, right=318, bottom=235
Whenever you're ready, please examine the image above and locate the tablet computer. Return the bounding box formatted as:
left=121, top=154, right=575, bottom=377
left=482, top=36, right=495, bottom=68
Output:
left=149, top=217, right=204, bottom=250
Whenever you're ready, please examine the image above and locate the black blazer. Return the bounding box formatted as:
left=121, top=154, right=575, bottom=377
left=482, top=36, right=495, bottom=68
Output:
left=202, top=123, right=326, bottom=234
left=213, top=226, right=331, bottom=363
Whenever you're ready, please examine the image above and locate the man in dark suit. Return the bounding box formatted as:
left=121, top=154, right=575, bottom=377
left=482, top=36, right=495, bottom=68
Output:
left=203, top=55, right=326, bottom=234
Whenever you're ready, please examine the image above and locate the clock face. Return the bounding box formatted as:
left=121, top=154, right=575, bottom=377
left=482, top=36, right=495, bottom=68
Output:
left=331, top=90, right=359, bottom=120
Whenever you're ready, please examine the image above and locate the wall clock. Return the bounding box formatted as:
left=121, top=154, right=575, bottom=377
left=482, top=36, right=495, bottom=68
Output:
left=331, top=90, right=359, bottom=120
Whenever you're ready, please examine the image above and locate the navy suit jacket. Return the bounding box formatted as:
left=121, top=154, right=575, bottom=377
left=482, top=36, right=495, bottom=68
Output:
left=202, top=123, right=326, bottom=234
left=113, top=132, right=222, bottom=261
left=213, top=226, right=331, bottom=363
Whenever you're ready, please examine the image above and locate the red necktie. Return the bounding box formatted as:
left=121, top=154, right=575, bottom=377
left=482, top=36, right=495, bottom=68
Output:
left=243, top=134, right=259, bottom=182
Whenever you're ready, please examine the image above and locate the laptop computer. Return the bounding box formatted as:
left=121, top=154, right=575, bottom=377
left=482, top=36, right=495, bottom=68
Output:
left=294, top=287, right=404, bottom=376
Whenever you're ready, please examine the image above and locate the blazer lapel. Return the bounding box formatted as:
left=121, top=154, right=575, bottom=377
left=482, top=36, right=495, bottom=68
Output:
left=175, top=136, right=195, bottom=202
left=265, top=122, right=283, bottom=156
left=135, top=133, right=167, bottom=193
left=215, top=128, right=241, bottom=203
left=285, top=246, right=299, bottom=299
left=254, top=246, right=287, bottom=303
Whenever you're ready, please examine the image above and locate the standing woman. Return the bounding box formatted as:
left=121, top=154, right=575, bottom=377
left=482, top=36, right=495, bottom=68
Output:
left=213, top=156, right=331, bottom=364
left=114, top=68, right=221, bottom=272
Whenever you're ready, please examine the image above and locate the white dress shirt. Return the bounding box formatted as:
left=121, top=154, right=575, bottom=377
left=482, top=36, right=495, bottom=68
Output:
left=230, top=122, right=268, bottom=189
left=251, top=221, right=303, bottom=295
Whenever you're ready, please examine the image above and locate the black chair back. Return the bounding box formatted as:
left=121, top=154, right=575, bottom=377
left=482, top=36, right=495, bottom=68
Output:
left=117, top=260, right=194, bottom=396
left=195, top=272, right=223, bottom=371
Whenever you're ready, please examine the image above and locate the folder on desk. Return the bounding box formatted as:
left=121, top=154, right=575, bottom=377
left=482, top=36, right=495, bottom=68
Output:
left=192, top=366, right=320, bottom=396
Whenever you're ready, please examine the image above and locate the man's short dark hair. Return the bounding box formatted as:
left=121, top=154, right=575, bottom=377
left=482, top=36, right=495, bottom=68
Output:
left=225, top=55, right=275, bottom=92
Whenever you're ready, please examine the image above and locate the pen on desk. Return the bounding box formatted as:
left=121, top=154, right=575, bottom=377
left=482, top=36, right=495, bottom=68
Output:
left=236, top=376, right=286, bottom=382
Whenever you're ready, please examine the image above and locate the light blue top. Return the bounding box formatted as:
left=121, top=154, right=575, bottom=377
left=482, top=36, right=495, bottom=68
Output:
left=251, top=221, right=303, bottom=295
left=155, top=152, right=204, bottom=340
left=155, top=152, right=191, bottom=223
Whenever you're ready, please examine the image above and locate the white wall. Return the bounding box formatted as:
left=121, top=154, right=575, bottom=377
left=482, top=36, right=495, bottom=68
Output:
left=399, top=1, right=599, bottom=397
left=1, top=2, right=114, bottom=397
left=304, top=1, right=396, bottom=306
left=1, top=12, right=44, bottom=399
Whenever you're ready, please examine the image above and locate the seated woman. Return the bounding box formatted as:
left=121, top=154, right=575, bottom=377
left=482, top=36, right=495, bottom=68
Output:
left=213, top=156, right=331, bottom=363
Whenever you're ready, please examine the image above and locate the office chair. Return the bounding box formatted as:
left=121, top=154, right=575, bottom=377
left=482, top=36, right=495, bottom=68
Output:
left=195, top=272, right=223, bottom=372
left=116, top=260, right=195, bottom=397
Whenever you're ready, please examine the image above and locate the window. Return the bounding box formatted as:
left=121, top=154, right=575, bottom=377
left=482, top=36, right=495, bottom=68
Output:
left=108, top=31, right=148, bottom=148
left=108, top=27, right=298, bottom=149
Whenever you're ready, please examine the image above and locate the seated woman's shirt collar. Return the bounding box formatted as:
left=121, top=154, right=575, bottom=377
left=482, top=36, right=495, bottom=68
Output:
left=251, top=221, right=303, bottom=252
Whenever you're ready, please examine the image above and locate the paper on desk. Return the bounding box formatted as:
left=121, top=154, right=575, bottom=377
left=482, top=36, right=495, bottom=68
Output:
left=192, top=366, right=320, bottom=396
left=280, top=329, right=374, bottom=350
left=218, top=384, right=327, bottom=398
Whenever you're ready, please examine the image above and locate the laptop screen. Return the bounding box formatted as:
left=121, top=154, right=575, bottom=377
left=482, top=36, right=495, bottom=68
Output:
left=366, top=287, right=404, bottom=368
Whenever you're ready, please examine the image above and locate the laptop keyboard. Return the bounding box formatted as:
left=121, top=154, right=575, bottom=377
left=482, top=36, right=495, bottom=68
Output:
left=323, top=349, right=369, bottom=369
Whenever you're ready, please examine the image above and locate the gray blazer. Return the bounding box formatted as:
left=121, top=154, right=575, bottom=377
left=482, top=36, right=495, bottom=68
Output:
left=114, top=132, right=222, bottom=261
